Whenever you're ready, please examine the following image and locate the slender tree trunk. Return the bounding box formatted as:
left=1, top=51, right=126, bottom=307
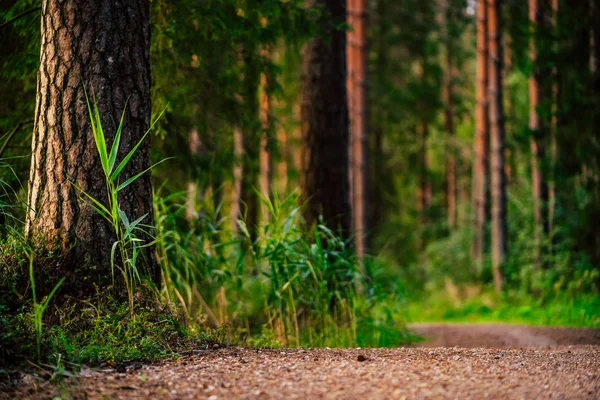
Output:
left=25, top=0, right=158, bottom=287
left=347, top=0, right=368, bottom=256
left=441, top=0, right=457, bottom=230
left=487, top=0, right=507, bottom=294
left=472, top=0, right=489, bottom=267
left=186, top=128, right=204, bottom=222
left=276, top=127, right=288, bottom=195
left=548, top=0, right=559, bottom=236
left=259, top=47, right=272, bottom=225
left=368, top=0, right=387, bottom=238
left=417, top=117, right=432, bottom=234
left=529, top=0, right=549, bottom=266
left=240, top=46, right=261, bottom=242
left=301, top=0, right=351, bottom=239
left=230, top=126, right=243, bottom=233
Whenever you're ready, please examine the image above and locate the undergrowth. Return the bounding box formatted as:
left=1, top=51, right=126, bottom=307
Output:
left=156, top=190, right=412, bottom=348
left=0, top=285, right=220, bottom=368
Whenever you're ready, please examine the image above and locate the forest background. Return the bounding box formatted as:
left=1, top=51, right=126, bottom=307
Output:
left=0, top=0, right=599, bottom=367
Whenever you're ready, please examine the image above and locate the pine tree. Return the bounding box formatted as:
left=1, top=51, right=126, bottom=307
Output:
left=25, top=0, right=158, bottom=286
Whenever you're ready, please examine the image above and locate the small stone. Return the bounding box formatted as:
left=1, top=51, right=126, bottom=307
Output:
left=357, top=355, right=367, bottom=362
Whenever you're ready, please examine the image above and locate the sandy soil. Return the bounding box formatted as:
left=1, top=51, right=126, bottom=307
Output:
left=2, top=323, right=599, bottom=399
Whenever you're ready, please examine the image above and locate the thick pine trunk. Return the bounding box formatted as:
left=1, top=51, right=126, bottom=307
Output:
left=529, top=0, right=549, bottom=266
left=301, top=0, right=351, bottom=239
left=487, top=0, right=507, bottom=294
left=472, top=0, right=489, bottom=266
left=347, top=0, right=368, bottom=256
left=25, top=0, right=158, bottom=286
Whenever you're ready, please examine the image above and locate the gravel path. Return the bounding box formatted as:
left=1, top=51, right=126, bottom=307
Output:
left=3, top=323, right=599, bottom=399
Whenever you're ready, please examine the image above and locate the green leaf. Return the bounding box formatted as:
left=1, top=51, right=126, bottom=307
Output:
left=107, top=103, right=128, bottom=175
left=116, top=158, right=171, bottom=192
left=110, top=107, right=167, bottom=181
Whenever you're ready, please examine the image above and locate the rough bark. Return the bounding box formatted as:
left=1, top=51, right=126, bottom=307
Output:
left=487, top=0, right=507, bottom=294
left=301, top=0, right=351, bottom=239
left=472, top=0, right=489, bottom=266
left=25, top=0, right=158, bottom=286
left=529, top=0, right=550, bottom=266
left=347, top=0, right=368, bottom=256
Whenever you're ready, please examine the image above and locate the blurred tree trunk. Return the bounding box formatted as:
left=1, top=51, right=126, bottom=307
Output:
left=240, top=45, right=260, bottom=243
left=472, top=0, right=489, bottom=267
left=529, top=0, right=549, bottom=267
left=416, top=118, right=431, bottom=230
left=441, top=0, right=456, bottom=230
left=487, top=0, right=507, bottom=294
left=548, top=0, right=559, bottom=236
left=25, top=0, right=158, bottom=287
left=347, top=0, right=368, bottom=256
left=301, top=0, right=351, bottom=239
left=259, top=44, right=272, bottom=226
left=230, top=127, right=244, bottom=233
left=186, top=128, right=204, bottom=223
left=368, top=0, right=387, bottom=239
left=275, top=127, right=288, bottom=195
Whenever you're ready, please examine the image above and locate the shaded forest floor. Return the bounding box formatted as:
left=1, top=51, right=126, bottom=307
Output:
left=2, top=323, right=599, bottom=399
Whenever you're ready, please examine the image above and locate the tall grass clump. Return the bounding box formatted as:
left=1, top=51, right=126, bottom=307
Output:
left=155, top=189, right=410, bottom=347
left=74, top=94, right=166, bottom=315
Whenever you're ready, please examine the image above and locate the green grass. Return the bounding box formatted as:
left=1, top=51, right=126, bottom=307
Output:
left=407, top=290, right=600, bottom=328
left=156, top=190, right=413, bottom=349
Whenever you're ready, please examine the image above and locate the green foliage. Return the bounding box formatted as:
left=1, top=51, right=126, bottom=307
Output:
left=28, top=253, right=65, bottom=361
left=156, top=191, right=411, bottom=348
left=0, top=289, right=212, bottom=367
left=407, top=291, right=600, bottom=328
left=74, top=95, right=166, bottom=315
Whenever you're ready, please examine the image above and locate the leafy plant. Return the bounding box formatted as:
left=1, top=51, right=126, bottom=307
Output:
left=28, top=252, right=65, bottom=361
left=72, top=92, right=166, bottom=315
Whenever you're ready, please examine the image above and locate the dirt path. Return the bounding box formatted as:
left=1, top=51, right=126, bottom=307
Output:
left=3, top=323, right=599, bottom=399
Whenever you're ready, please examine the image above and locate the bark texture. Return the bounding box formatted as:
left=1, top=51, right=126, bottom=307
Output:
left=487, top=0, right=507, bottom=294
left=25, top=0, right=157, bottom=285
left=472, top=0, right=489, bottom=265
left=347, top=0, right=368, bottom=256
left=301, top=0, right=351, bottom=238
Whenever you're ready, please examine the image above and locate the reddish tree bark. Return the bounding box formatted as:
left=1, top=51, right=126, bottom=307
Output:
left=471, top=0, right=489, bottom=266
left=488, top=0, right=507, bottom=294
left=25, top=0, right=158, bottom=287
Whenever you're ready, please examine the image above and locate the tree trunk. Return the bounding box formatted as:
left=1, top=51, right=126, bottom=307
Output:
left=548, top=0, right=559, bottom=236
left=529, top=0, right=550, bottom=266
left=347, top=0, right=368, bottom=256
left=25, top=0, right=158, bottom=287
left=240, top=47, right=261, bottom=242
left=230, top=127, right=243, bottom=233
left=259, top=53, right=272, bottom=226
left=441, top=0, right=457, bottom=230
left=301, top=0, right=351, bottom=239
left=416, top=119, right=431, bottom=231
left=186, top=128, right=204, bottom=223
left=472, top=0, right=489, bottom=267
left=487, top=0, right=507, bottom=294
